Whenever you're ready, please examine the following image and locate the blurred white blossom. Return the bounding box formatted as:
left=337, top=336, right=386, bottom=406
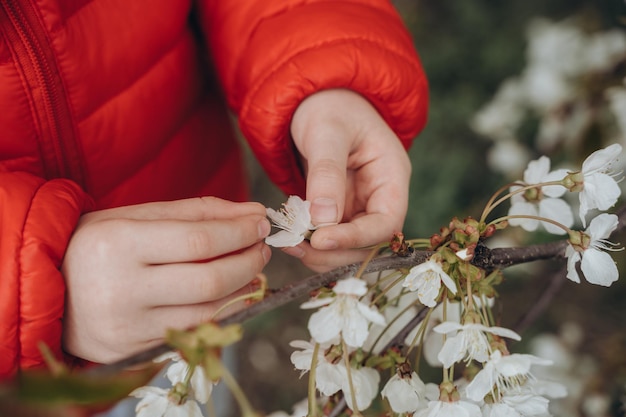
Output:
left=130, top=386, right=203, bottom=417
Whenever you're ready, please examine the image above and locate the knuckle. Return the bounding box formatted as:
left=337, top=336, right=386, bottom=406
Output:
left=310, top=158, right=343, bottom=181
left=186, top=228, right=214, bottom=258
left=198, top=269, right=224, bottom=300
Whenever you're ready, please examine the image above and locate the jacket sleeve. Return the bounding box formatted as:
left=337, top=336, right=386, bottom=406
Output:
left=0, top=172, right=93, bottom=379
left=196, top=0, right=429, bottom=196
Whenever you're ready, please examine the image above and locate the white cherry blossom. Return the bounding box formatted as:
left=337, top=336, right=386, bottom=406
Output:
left=415, top=399, right=482, bottom=417
left=130, top=386, right=203, bottom=417
left=570, top=143, right=622, bottom=226
left=433, top=322, right=521, bottom=368
left=164, top=354, right=215, bottom=404
left=290, top=340, right=344, bottom=397
left=265, top=195, right=315, bottom=247
left=402, top=257, right=458, bottom=307
left=566, top=213, right=620, bottom=286
left=508, top=156, right=573, bottom=234
left=341, top=365, right=380, bottom=411
left=289, top=340, right=379, bottom=412
left=301, top=277, right=385, bottom=348
left=465, top=350, right=553, bottom=402
left=381, top=370, right=427, bottom=414
left=481, top=393, right=550, bottom=417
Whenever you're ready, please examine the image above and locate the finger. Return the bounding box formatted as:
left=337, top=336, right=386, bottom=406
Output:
left=125, top=214, right=270, bottom=264
left=297, top=131, right=350, bottom=227
left=144, top=283, right=260, bottom=341
left=140, top=242, right=271, bottom=306
left=282, top=241, right=370, bottom=273
left=311, top=141, right=410, bottom=250
left=85, top=197, right=266, bottom=222
left=310, top=210, right=405, bottom=251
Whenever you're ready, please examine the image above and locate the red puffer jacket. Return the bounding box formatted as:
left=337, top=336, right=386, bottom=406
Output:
left=0, top=0, right=427, bottom=378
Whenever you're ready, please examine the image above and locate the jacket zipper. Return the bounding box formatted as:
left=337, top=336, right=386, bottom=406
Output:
left=1, top=0, right=85, bottom=186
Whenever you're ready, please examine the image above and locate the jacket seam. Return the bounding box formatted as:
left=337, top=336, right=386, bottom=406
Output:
left=15, top=179, right=46, bottom=371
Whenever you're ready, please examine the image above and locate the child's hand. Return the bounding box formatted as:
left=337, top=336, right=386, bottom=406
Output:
left=61, top=197, right=271, bottom=363
left=289, top=89, right=412, bottom=271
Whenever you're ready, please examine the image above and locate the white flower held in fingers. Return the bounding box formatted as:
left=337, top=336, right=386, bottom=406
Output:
left=433, top=321, right=521, bottom=368
left=301, top=277, right=386, bottom=348
left=265, top=195, right=315, bottom=247
left=508, top=155, right=573, bottom=234
left=402, top=257, right=458, bottom=307
left=566, top=213, right=620, bottom=286
left=564, top=143, right=622, bottom=226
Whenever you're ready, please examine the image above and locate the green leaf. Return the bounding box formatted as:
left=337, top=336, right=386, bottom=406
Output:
left=13, top=363, right=162, bottom=408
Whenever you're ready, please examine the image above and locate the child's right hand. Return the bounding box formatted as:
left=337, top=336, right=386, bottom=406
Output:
left=60, top=197, right=271, bottom=364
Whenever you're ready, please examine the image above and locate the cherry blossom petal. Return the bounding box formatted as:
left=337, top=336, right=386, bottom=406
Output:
left=581, top=143, right=622, bottom=172
left=308, top=306, right=342, bottom=345
left=315, top=363, right=343, bottom=396
left=523, top=156, right=551, bottom=184
left=565, top=246, right=582, bottom=283
left=587, top=213, right=619, bottom=240
left=265, top=230, right=306, bottom=247
left=341, top=366, right=380, bottom=411
left=538, top=198, right=573, bottom=234
left=508, top=201, right=539, bottom=231
left=542, top=168, right=569, bottom=197
left=581, top=248, right=618, bottom=286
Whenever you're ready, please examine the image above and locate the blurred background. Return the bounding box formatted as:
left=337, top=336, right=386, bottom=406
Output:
left=240, top=1, right=626, bottom=416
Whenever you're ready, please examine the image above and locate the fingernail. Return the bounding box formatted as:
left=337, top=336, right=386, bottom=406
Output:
left=258, top=218, right=271, bottom=238
left=311, top=197, right=338, bottom=226
left=283, top=245, right=305, bottom=258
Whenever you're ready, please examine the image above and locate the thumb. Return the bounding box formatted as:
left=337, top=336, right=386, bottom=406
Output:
left=303, top=136, right=349, bottom=227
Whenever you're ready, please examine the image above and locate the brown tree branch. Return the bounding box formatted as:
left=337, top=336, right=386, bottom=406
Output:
left=85, top=203, right=626, bottom=377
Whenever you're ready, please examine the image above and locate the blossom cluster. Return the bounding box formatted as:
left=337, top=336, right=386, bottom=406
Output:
left=505, top=143, right=622, bottom=286
left=128, top=140, right=622, bottom=417
left=264, top=143, right=622, bottom=417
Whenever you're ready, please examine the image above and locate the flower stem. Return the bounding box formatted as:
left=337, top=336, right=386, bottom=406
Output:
left=355, top=244, right=383, bottom=278
left=209, top=276, right=266, bottom=320
left=308, top=343, right=321, bottom=417
left=488, top=214, right=572, bottom=235
left=341, top=338, right=362, bottom=416
left=219, top=362, right=259, bottom=417
left=480, top=180, right=566, bottom=223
